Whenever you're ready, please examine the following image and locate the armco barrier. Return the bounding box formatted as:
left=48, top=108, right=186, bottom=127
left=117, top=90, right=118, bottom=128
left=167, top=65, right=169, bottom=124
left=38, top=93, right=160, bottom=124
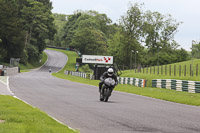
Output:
left=117, top=77, right=147, bottom=87
left=65, top=70, right=93, bottom=80
left=4, top=67, right=19, bottom=76
left=152, top=79, right=200, bottom=93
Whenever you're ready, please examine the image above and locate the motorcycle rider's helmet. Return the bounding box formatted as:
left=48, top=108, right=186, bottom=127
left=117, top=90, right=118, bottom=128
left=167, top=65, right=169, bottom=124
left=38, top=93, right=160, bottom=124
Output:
left=107, top=68, right=114, bottom=76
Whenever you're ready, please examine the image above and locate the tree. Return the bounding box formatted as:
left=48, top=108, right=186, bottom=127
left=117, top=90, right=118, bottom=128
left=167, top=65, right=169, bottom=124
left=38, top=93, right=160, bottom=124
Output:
left=107, top=28, right=124, bottom=65
left=48, top=13, right=67, bottom=47
left=35, top=0, right=52, bottom=9
left=0, top=0, right=56, bottom=64
left=174, top=48, right=189, bottom=62
left=160, top=14, right=182, bottom=47
left=62, top=12, right=82, bottom=47
left=191, top=42, right=200, bottom=58
left=143, top=11, right=164, bottom=54
left=89, top=10, right=112, bottom=37
left=20, top=0, right=56, bottom=63
left=21, top=0, right=56, bottom=52
left=107, top=3, right=185, bottom=66
left=61, top=10, right=112, bottom=55
left=118, top=3, right=144, bottom=67
left=0, top=0, right=25, bottom=62
left=143, top=10, right=181, bottom=55
left=71, top=18, right=107, bottom=55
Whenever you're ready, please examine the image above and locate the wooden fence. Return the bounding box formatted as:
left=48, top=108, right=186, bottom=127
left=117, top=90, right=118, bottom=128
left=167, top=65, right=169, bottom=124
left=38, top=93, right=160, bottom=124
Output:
left=134, top=64, right=200, bottom=77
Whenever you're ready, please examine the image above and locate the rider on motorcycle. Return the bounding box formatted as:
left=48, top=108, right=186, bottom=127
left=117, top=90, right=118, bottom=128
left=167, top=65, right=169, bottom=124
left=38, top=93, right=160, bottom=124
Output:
left=99, top=68, right=118, bottom=93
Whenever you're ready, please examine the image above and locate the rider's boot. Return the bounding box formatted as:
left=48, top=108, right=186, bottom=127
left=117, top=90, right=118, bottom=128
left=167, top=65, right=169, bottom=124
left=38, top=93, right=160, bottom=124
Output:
left=99, top=84, right=102, bottom=92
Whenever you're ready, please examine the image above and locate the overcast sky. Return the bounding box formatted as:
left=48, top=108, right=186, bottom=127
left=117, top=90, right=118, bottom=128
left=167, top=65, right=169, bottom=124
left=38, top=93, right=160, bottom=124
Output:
left=50, top=0, right=200, bottom=51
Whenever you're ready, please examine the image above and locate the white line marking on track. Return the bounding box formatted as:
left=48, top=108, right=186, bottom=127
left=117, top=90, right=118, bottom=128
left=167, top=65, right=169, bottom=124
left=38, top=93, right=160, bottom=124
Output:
left=7, top=76, right=14, bottom=96
left=0, top=79, right=6, bottom=85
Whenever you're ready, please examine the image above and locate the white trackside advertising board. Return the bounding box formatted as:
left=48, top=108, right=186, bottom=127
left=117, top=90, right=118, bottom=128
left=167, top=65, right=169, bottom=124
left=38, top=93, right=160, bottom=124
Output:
left=82, top=55, right=113, bottom=64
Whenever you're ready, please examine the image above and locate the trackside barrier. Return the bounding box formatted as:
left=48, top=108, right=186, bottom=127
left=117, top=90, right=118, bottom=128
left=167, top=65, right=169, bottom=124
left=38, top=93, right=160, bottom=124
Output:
left=117, top=77, right=147, bottom=88
left=64, top=70, right=147, bottom=87
left=152, top=79, right=200, bottom=93
left=4, top=67, right=19, bottom=76
left=65, top=70, right=94, bottom=80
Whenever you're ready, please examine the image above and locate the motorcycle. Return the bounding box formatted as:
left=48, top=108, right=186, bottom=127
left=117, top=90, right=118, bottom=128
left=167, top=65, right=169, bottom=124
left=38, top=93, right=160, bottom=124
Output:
left=100, top=78, right=115, bottom=102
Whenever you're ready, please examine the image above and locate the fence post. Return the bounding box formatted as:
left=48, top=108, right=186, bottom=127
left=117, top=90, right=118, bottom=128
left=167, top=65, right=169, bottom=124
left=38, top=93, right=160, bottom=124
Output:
left=174, top=65, right=176, bottom=76
left=157, top=65, right=159, bottom=75
left=169, top=65, right=171, bottom=76
left=143, top=65, right=144, bottom=73
left=161, top=65, right=163, bottom=75
left=184, top=65, right=186, bottom=76
left=150, top=66, right=151, bottom=74
left=154, top=65, right=155, bottom=74
left=138, top=64, right=140, bottom=73
left=196, top=64, right=198, bottom=76
left=147, top=66, right=148, bottom=74
left=165, top=65, right=167, bottom=75
left=190, top=64, right=192, bottom=76
left=179, top=65, right=181, bottom=76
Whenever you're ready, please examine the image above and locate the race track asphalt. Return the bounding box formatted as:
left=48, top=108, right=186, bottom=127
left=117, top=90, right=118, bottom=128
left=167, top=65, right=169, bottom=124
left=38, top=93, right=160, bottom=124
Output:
left=9, top=49, right=200, bottom=133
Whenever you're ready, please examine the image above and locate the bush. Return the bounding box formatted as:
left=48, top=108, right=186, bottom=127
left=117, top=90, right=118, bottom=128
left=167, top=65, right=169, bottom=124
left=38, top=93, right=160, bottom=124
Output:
left=20, top=49, right=28, bottom=65
left=80, top=64, right=92, bottom=73
left=26, top=45, right=41, bottom=63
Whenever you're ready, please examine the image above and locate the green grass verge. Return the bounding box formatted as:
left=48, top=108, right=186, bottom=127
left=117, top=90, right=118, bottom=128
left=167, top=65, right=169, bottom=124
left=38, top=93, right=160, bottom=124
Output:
left=0, top=95, right=76, bottom=133
left=19, top=52, right=48, bottom=72
left=53, top=73, right=99, bottom=86
left=0, top=52, right=48, bottom=72
left=116, top=84, right=200, bottom=106
left=50, top=48, right=200, bottom=106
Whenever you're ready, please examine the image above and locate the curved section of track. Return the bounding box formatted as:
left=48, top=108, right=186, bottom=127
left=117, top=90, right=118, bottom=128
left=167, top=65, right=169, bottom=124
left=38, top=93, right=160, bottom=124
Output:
left=9, top=49, right=200, bottom=133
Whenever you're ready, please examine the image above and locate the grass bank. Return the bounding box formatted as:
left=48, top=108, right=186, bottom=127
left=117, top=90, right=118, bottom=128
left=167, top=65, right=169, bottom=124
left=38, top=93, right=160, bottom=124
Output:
left=50, top=48, right=200, bottom=106
left=131, top=59, right=200, bottom=76
left=121, top=59, right=200, bottom=87
left=0, top=95, right=76, bottom=133
left=121, top=70, right=200, bottom=87
left=20, top=52, right=48, bottom=72
left=0, top=52, right=48, bottom=72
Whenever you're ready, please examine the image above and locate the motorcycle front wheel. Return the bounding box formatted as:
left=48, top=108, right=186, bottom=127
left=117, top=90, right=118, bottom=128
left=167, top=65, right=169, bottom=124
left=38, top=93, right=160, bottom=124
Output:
left=100, top=93, right=104, bottom=101
left=104, top=87, right=111, bottom=102
left=100, top=86, right=105, bottom=101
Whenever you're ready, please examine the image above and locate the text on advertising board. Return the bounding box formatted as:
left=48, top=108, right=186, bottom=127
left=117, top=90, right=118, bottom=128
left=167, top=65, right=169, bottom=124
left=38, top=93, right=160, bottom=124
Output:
left=82, top=55, right=113, bottom=64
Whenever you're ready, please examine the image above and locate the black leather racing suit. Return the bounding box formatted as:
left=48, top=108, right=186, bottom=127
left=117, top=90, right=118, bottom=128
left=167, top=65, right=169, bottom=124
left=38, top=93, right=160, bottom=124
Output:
left=99, top=72, right=118, bottom=92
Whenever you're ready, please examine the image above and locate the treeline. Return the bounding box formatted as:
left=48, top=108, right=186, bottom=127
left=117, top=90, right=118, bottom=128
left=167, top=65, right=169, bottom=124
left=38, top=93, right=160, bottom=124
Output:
left=51, top=3, right=191, bottom=68
left=191, top=40, right=200, bottom=59
left=0, top=0, right=55, bottom=64
left=0, top=2, right=194, bottom=67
